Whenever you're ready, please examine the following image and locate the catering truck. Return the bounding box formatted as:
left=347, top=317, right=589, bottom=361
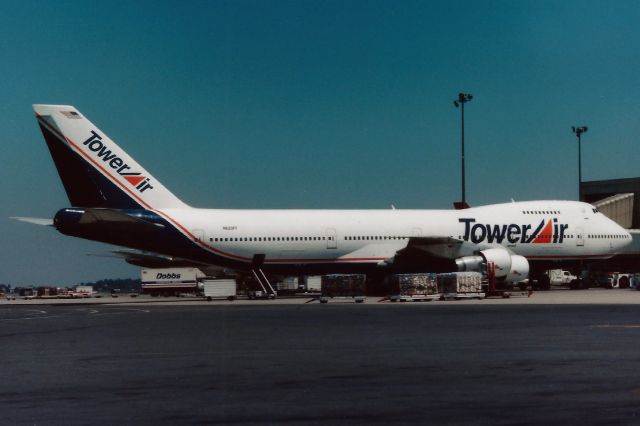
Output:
left=141, top=268, right=203, bottom=296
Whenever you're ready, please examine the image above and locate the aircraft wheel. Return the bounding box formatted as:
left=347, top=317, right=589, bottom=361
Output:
left=539, top=276, right=551, bottom=291
left=619, top=276, right=630, bottom=289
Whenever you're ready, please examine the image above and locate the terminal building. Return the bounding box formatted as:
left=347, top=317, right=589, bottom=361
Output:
left=581, top=177, right=640, bottom=229
left=581, top=178, right=640, bottom=272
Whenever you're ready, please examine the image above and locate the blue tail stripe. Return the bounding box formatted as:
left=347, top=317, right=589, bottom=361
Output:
left=38, top=121, right=142, bottom=209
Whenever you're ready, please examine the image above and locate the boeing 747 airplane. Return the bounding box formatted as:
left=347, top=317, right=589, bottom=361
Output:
left=20, top=105, right=632, bottom=288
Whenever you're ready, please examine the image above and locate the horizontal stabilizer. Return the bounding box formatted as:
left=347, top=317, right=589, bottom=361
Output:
left=78, top=208, right=164, bottom=229
left=10, top=217, right=54, bottom=226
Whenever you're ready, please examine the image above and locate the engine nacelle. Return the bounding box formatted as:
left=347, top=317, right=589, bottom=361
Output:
left=455, top=255, right=484, bottom=272
left=455, top=249, right=530, bottom=283
left=505, top=255, right=529, bottom=283
left=479, top=248, right=513, bottom=278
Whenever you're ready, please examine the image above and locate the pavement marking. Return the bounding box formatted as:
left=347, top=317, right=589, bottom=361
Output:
left=0, top=308, right=56, bottom=321
left=91, top=307, right=151, bottom=316
left=0, top=315, right=62, bottom=321
left=125, top=308, right=150, bottom=313
left=592, top=324, right=640, bottom=329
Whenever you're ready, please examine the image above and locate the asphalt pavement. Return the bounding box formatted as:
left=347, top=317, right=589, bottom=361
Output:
left=2, top=301, right=640, bottom=425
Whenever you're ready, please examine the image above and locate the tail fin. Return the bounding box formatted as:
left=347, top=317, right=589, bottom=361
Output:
left=34, top=105, right=187, bottom=210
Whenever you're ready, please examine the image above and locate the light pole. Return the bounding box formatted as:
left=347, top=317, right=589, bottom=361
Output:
left=454, top=93, right=473, bottom=207
left=572, top=125, right=588, bottom=200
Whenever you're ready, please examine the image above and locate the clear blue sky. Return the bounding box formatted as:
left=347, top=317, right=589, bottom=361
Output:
left=2, top=0, right=640, bottom=285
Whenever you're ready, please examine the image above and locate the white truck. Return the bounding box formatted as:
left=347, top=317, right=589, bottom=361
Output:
left=68, top=285, right=94, bottom=298
left=546, top=270, right=578, bottom=286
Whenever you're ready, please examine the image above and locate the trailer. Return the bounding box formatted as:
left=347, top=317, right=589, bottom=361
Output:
left=386, top=273, right=440, bottom=302
left=438, top=272, right=485, bottom=300
left=141, top=268, right=202, bottom=296
left=203, top=279, right=236, bottom=301
left=320, top=274, right=366, bottom=303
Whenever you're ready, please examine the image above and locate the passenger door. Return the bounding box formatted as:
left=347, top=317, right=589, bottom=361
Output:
left=192, top=229, right=205, bottom=243
left=575, top=227, right=584, bottom=246
left=326, top=228, right=337, bottom=249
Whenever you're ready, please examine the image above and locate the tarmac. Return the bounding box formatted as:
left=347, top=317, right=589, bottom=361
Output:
left=3, top=289, right=640, bottom=425
left=4, top=287, right=640, bottom=305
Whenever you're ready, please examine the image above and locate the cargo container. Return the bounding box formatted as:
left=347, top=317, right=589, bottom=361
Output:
left=320, top=274, right=366, bottom=303
left=141, top=267, right=202, bottom=296
left=203, top=279, right=236, bottom=301
left=36, top=286, right=58, bottom=297
left=277, top=277, right=298, bottom=293
left=387, top=273, right=440, bottom=302
left=437, top=272, right=484, bottom=300
left=306, top=276, right=322, bottom=292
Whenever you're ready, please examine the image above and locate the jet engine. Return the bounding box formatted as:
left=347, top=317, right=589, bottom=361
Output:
left=455, top=248, right=529, bottom=283
left=505, top=255, right=529, bottom=283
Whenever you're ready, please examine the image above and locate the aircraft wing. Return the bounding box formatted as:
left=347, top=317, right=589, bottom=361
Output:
left=384, top=237, right=466, bottom=271
left=398, top=236, right=465, bottom=256
left=108, top=249, right=207, bottom=268
left=106, top=250, right=231, bottom=276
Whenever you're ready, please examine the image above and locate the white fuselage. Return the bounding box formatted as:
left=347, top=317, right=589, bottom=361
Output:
left=159, top=200, right=631, bottom=268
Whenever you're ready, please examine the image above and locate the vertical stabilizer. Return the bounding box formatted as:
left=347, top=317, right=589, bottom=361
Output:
left=33, top=104, right=188, bottom=210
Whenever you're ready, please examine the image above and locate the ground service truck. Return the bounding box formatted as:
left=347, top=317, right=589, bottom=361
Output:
left=141, top=268, right=202, bottom=296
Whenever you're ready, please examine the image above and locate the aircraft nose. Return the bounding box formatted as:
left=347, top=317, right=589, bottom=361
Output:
left=618, top=226, right=632, bottom=248
left=606, top=220, right=632, bottom=249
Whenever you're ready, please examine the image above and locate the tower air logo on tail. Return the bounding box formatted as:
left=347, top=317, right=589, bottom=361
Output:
left=459, top=218, right=569, bottom=244
left=81, top=131, right=154, bottom=193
